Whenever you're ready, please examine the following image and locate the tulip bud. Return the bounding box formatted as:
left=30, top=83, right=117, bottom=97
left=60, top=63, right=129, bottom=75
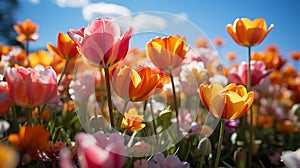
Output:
left=233, top=147, right=247, bottom=168
left=198, top=137, right=212, bottom=156
left=159, top=107, right=172, bottom=129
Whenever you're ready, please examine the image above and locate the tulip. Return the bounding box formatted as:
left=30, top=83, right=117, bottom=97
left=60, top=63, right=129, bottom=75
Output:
left=226, top=18, right=274, bottom=47
left=226, top=18, right=273, bottom=167
left=6, top=66, right=58, bottom=107
left=111, top=65, right=160, bottom=102
left=47, top=32, right=78, bottom=60
left=146, top=35, right=188, bottom=134
left=199, top=83, right=254, bottom=168
left=146, top=35, right=188, bottom=71
left=68, top=18, right=133, bottom=67
left=229, top=61, right=272, bottom=86
left=76, top=132, right=126, bottom=168
left=29, top=50, right=53, bottom=68
left=199, top=83, right=254, bottom=120
left=121, top=108, right=145, bottom=133
left=68, top=18, right=133, bottom=128
left=0, top=81, right=12, bottom=116
left=13, top=19, right=39, bottom=43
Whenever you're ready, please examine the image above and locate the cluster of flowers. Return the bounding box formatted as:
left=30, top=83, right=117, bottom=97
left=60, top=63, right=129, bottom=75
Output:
left=0, top=17, right=299, bottom=168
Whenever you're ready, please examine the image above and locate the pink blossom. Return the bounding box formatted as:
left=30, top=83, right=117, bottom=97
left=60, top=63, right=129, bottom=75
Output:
left=68, top=18, right=133, bottom=67
left=229, top=61, right=272, bottom=86
left=76, top=131, right=126, bottom=168
left=5, top=66, right=57, bottom=107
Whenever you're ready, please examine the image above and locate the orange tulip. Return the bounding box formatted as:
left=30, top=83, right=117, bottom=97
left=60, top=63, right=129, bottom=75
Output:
left=289, top=51, right=300, bottom=61
left=47, top=32, right=79, bottom=60
left=121, top=108, right=145, bottom=132
left=111, top=65, right=161, bottom=102
left=146, top=35, right=188, bottom=71
left=199, top=83, right=254, bottom=120
left=8, top=125, right=50, bottom=157
left=29, top=50, right=53, bottom=68
left=227, top=18, right=274, bottom=47
left=13, top=19, right=39, bottom=43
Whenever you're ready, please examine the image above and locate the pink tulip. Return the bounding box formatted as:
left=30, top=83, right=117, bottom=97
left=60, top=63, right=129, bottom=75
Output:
left=229, top=61, right=272, bottom=86
left=68, top=18, right=133, bottom=67
left=0, top=81, right=12, bottom=116
left=76, top=131, right=126, bottom=168
left=6, top=66, right=58, bottom=107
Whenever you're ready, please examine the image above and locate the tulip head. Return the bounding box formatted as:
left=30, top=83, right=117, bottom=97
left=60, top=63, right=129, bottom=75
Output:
left=227, top=18, right=274, bottom=47
left=68, top=18, right=133, bottom=67
left=146, top=35, right=188, bottom=71
left=6, top=66, right=58, bottom=107
left=199, top=83, right=254, bottom=120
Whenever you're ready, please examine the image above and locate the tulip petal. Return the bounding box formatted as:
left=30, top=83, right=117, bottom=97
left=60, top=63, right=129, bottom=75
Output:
left=85, top=19, right=120, bottom=43
left=81, top=33, right=114, bottom=66
left=235, top=19, right=249, bottom=46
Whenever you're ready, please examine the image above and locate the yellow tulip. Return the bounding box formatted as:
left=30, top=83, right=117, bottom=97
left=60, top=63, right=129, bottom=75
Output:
left=121, top=108, right=146, bottom=132
left=199, top=83, right=254, bottom=120
left=226, top=18, right=274, bottom=47
left=146, top=35, right=188, bottom=71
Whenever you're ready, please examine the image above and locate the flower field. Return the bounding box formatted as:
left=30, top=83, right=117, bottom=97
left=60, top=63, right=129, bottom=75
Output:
left=0, top=15, right=300, bottom=168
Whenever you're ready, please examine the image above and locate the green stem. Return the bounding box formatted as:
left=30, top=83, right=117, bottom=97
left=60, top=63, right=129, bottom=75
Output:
left=169, top=72, right=180, bottom=135
left=214, top=119, right=225, bottom=168
left=247, top=46, right=253, bottom=168
left=119, top=100, right=129, bottom=129
left=25, top=41, right=30, bottom=67
left=104, top=67, right=115, bottom=128
left=57, top=58, right=70, bottom=86
left=11, top=105, right=19, bottom=132
left=27, top=107, right=32, bottom=126
left=149, top=98, right=158, bottom=144
left=247, top=47, right=252, bottom=91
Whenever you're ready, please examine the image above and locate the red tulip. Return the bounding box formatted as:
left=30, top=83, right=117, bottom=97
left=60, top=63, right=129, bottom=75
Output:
left=6, top=66, right=58, bottom=107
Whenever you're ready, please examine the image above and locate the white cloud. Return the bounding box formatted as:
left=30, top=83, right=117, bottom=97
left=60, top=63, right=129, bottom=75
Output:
left=54, top=0, right=89, bottom=8
left=82, top=3, right=167, bottom=32
left=117, top=13, right=167, bottom=32
left=82, top=2, right=131, bottom=21
left=177, top=12, right=188, bottom=20
left=29, top=0, right=40, bottom=4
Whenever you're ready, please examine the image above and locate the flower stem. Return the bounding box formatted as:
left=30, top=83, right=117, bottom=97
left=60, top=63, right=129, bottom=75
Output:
left=27, top=107, right=32, bottom=126
left=25, top=41, right=30, bottom=67
left=104, top=67, right=115, bottom=128
left=214, top=119, right=225, bottom=168
left=11, top=105, right=19, bottom=132
left=149, top=98, right=158, bottom=144
left=57, top=58, right=70, bottom=86
left=247, top=46, right=253, bottom=168
left=169, top=72, right=180, bottom=135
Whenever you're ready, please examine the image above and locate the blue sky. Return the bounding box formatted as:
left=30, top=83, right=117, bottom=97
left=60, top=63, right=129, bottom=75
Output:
left=15, top=0, right=300, bottom=70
